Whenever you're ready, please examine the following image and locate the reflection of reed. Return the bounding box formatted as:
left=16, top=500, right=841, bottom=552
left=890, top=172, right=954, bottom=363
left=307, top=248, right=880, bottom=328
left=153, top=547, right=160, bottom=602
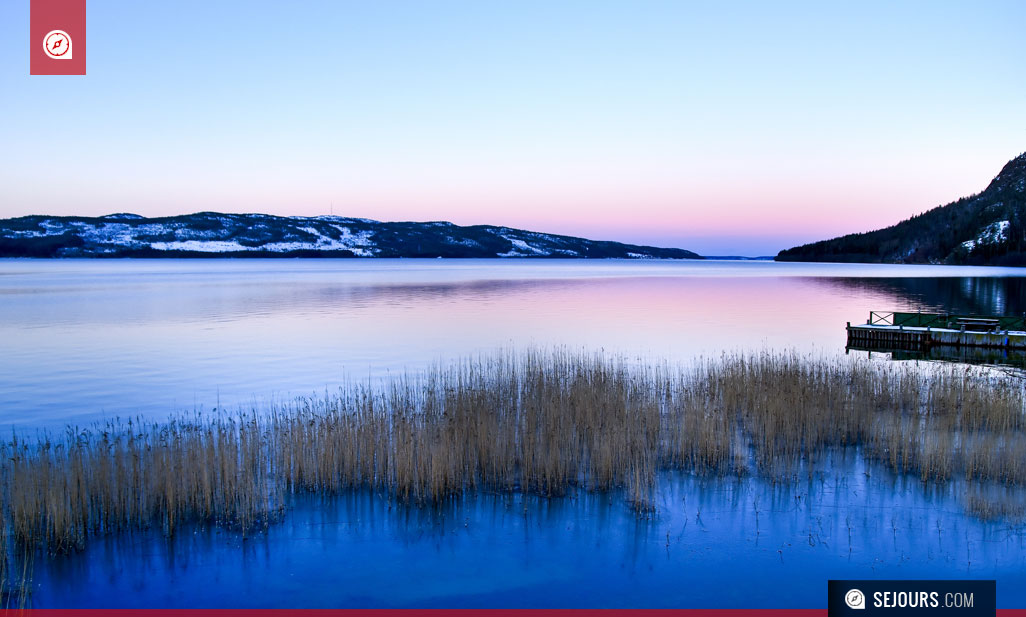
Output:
left=2, top=349, right=1025, bottom=581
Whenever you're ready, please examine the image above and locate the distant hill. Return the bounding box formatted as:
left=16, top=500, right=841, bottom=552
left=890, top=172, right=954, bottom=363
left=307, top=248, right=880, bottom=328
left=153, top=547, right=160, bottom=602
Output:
left=776, top=151, right=1026, bottom=266
left=0, top=212, right=702, bottom=260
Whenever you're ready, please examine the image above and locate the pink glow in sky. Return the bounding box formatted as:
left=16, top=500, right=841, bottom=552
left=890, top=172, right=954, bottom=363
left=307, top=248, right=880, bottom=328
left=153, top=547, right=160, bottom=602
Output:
left=1, top=1, right=1024, bottom=255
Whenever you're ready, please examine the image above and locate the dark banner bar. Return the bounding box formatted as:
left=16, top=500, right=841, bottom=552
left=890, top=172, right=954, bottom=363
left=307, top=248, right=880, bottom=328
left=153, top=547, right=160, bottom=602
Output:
left=1, top=610, right=1025, bottom=616
left=829, top=580, right=996, bottom=616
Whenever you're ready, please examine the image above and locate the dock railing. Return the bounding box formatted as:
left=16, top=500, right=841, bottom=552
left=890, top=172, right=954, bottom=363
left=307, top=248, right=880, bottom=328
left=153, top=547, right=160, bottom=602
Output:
left=865, top=311, right=1026, bottom=331
left=867, top=312, right=948, bottom=328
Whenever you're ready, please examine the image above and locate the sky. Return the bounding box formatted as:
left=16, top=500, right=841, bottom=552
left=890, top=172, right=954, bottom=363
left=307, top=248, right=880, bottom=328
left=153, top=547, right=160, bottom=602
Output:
left=1, top=1, right=1024, bottom=255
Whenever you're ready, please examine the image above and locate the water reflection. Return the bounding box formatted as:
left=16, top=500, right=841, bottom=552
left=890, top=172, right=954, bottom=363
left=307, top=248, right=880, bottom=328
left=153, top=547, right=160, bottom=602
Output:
left=828, top=276, right=1026, bottom=369
left=847, top=345, right=1026, bottom=370
left=816, top=276, right=1026, bottom=316
left=32, top=460, right=1026, bottom=608
left=2, top=260, right=1026, bottom=427
left=8, top=260, right=1026, bottom=608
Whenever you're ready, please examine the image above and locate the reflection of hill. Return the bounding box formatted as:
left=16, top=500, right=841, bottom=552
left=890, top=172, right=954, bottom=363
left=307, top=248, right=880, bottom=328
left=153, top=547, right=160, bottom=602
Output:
left=813, top=276, right=1026, bottom=316
left=0, top=276, right=590, bottom=328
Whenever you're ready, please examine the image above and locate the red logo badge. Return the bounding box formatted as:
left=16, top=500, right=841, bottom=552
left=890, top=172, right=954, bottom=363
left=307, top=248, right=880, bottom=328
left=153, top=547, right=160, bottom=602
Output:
left=31, top=0, right=86, bottom=75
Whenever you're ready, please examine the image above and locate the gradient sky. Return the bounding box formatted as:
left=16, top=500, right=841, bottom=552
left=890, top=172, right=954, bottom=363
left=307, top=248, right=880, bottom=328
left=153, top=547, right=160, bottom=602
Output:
left=1, top=1, right=1024, bottom=255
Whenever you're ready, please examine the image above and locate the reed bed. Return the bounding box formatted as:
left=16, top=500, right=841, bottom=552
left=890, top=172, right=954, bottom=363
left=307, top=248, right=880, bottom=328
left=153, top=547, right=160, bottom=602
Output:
left=1, top=349, right=1024, bottom=563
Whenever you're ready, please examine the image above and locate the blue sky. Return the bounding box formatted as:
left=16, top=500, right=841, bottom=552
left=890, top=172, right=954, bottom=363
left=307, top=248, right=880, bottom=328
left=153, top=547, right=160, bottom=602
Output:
left=1, top=0, right=1024, bottom=254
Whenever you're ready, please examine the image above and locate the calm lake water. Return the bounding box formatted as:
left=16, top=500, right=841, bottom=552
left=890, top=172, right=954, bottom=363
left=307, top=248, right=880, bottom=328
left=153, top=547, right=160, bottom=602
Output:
left=34, top=462, right=1026, bottom=609
left=4, top=258, right=1026, bottom=608
left=4, top=258, right=1026, bottom=428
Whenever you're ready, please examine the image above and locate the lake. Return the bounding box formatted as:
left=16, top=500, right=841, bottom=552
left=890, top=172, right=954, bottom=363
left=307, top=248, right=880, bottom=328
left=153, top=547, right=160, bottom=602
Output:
left=3, top=258, right=1026, bottom=608
left=4, top=258, right=1026, bottom=428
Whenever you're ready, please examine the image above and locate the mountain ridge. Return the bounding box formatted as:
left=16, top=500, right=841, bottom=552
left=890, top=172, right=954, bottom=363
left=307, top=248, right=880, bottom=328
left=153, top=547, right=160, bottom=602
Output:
left=776, top=151, right=1026, bottom=265
left=0, top=212, right=702, bottom=260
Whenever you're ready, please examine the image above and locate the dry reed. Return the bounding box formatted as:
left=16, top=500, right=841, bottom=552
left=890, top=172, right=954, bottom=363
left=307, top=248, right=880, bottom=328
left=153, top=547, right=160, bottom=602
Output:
left=1, top=349, right=1024, bottom=563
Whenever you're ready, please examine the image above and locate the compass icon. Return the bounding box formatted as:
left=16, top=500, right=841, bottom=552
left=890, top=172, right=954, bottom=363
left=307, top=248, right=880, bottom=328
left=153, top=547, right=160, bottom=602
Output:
left=43, top=30, right=72, bottom=60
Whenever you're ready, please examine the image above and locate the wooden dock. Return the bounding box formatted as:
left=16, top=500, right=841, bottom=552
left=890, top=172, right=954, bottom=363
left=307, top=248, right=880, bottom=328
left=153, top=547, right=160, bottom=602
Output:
left=846, top=311, right=1026, bottom=352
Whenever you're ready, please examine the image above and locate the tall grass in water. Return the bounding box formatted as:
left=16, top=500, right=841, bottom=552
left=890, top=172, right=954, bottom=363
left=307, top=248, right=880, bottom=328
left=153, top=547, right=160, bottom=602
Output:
left=1, top=349, right=1024, bottom=561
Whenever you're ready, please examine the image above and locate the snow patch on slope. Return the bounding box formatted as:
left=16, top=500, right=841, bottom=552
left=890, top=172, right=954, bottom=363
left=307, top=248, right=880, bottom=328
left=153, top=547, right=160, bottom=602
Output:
left=962, top=220, right=1010, bottom=251
left=498, top=235, right=551, bottom=257
left=4, top=217, right=383, bottom=255
left=150, top=240, right=250, bottom=252
left=150, top=225, right=377, bottom=255
left=329, top=225, right=375, bottom=256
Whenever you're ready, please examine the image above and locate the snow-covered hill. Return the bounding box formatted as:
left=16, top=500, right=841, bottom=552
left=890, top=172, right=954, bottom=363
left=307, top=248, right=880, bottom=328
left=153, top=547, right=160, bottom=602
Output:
left=777, top=151, right=1026, bottom=265
left=0, top=212, right=702, bottom=259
